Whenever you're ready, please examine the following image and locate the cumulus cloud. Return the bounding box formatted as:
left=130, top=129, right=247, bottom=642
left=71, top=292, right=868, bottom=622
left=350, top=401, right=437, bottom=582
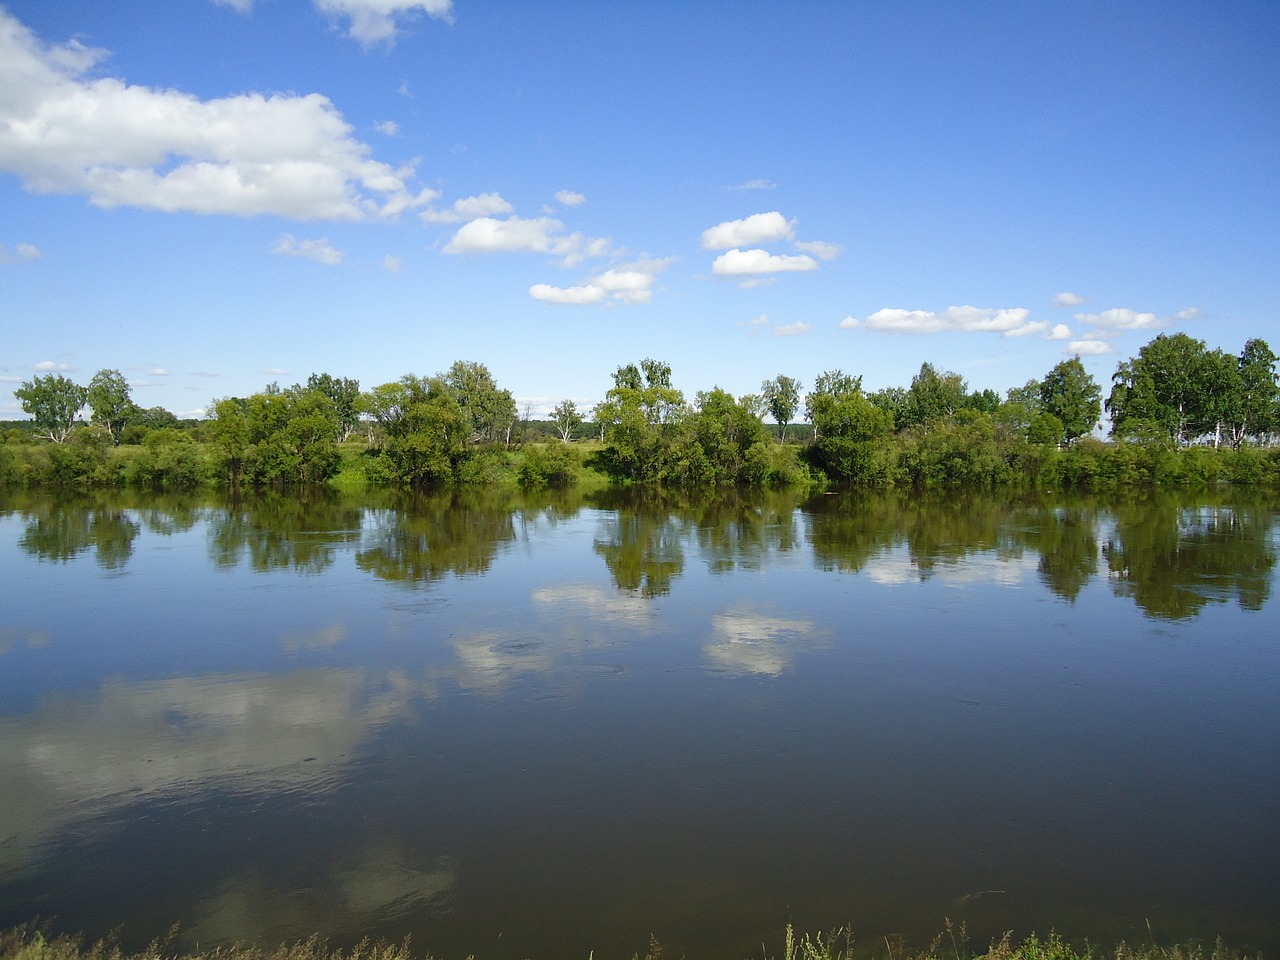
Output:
left=34, top=360, right=71, bottom=372
left=314, top=0, right=453, bottom=47
left=382, top=254, right=402, bottom=272
left=1054, top=291, right=1086, bottom=308
left=0, top=9, right=435, bottom=220
left=420, top=192, right=514, bottom=224
left=273, top=234, right=344, bottom=265
left=852, top=305, right=1048, bottom=337
left=793, top=239, right=840, bottom=260
left=701, top=211, right=796, bottom=250
left=727, top=179, right=776, bottom=191
left=772, top=322, right=811, bottom=338
left=1072, top=308, right=1160, bottom=331
left=711, top=248, right=818, bottom=280
left=838, top=315, right=859, bottom=330
left=0, top=242, right=40, bottom=262
left=1069, top=339, right=1114, bottom=356
left=555, top=189, right=585, bottom=207
left=1046, top=323, right=1073, bottom=340
left=1176, top=307, right=1202, bottom=321
left=530, top=256, right=671, bottom=306
left=373, top=119, right=399, bottom=136
left=444, top=215, right=611, bottom=266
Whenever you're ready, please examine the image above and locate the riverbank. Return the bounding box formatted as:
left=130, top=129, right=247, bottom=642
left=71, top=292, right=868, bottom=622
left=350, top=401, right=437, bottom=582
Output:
left=4, top=431, right=1280, bottom=491
left=0, top=926, right=1261, bottom=960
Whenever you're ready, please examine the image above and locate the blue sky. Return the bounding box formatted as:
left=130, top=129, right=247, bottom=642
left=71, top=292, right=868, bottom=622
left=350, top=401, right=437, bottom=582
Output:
left=2, top=0, right=1278, bottom=419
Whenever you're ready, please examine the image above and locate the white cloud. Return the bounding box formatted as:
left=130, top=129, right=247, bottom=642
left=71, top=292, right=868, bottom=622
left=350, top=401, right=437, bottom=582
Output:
left=420, top=192, right=514, bottom=224
left=146, top=366, right=170, bottom=376
left=701, top=212, right=796, bottom=250
left=0, top=242, right=41, bottom=263
left=1068, top=339, right=1114, bottom=356
left=838, top=315, right=860, bottom=329
left=772, top=322, right=811, bottom=338
left=1054, top=291, right=1086, bottom=308
left=382, top=254, right=402, bottom=272
left=1046, top=323, right=1073, bottom=340
left=373, top=119, right=399, bottom=137
left=555, top=189, right=585, bottom=207
left=212, top=0, right=253, bottom=12
left=529, top=256, right=671, bottom=306
left=793, top=239, right=840, bottom=261
left=1073, top=307, right=1160, bottom=331
left=727, top=179, right=776, bottom=191
left=34, top=360, right=71, bottom=372
left=263, top=367, right=287, bottom=375
left=529, top=283, right=606, bottom=305
left=1001, top=321, right=1050, bottom=338
left=443, top=215, right=611, bottom=266
left=1176, top=307, right=1202, bottom=321
left=314, top=0, right=453, bottom=48
left=858, top=305, right=1040, bottom=337
left=711, top=248, right=818, bottom=278
left=273, top=234, right=344, bottom=265
left=0, top=9, right=435, bottom=220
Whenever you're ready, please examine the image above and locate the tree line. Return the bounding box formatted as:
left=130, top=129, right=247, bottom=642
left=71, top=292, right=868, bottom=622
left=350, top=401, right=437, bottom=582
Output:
left=5, top=332, right=1279, bottom=489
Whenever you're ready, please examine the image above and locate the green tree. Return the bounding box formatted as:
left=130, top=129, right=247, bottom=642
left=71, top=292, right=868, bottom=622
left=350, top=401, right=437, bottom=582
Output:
left=1107, top=333, right=1213, bottom=445
left=367, top=374, right=467, bottom=484
left=804, top=370, right=862, bottom=440
left=551, top=399, right=582, bottom=442
left=761, top=374, right=802, bottom=441
left=15, top=373, right=88, bottom=443
left=87, top=369, right=135, bottom=444
left=1039, top=356, right=1101, bottom=445
left=305, top=372, right=362, bottom=440
left=443, top=360, right=517, bottom=446
left=596, top=359, right=686, bottom=481
left=1232, top=338, right=1279, bottom=446
left=901, top=362, right=967, bottom=430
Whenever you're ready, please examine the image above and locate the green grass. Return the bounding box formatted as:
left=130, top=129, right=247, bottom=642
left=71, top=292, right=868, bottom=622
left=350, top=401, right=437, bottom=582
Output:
left=0, top=924, right=1262, bottom=960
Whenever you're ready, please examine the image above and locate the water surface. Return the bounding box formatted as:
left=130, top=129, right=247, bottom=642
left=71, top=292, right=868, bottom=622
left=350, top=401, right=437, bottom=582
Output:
left=1, top=487, right=1277, bottom=960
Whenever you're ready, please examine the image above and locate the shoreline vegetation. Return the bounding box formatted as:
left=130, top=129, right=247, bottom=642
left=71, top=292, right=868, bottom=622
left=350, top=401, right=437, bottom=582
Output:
left=5, top=334, right=1280, bottom=491
left=0, top=926, right=1264, bottom=960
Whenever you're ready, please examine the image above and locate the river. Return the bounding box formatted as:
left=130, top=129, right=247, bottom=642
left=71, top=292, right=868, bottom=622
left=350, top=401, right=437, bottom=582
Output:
left=1, top=486, right=1277, bottom=960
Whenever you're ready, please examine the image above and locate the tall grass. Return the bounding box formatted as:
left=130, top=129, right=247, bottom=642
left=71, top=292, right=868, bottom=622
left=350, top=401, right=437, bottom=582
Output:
left=0, top=924, right=1262, bottom=960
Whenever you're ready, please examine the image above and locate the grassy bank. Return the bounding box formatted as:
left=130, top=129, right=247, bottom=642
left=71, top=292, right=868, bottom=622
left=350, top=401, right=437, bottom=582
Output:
left=0, top=925, right=1261, bottom=960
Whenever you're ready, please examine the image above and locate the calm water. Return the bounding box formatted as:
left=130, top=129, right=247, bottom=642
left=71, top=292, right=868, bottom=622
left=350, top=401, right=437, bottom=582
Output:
left=1, top=486, right=1277, bottom=960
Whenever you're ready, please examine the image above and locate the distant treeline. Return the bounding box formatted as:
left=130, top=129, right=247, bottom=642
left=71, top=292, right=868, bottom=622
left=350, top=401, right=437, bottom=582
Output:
left=4, top=332, right=1279, bottom=490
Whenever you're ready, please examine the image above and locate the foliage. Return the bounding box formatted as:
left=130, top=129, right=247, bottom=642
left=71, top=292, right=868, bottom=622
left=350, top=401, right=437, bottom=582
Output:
left=86, top=369, right=134, bottom=444
left=443, top=360, right=517, bottom=446
left=305, top=372, right=362, bottom=440
left=551, top=399, right=582, bottom=442
left=761, top=373, right=802, bottom=440
left=14, top=374, right=88, bottom=443
left=365, top=374, right=466, bottom=485
left=1038, top=356, right=1101, bottom=445
left=518, top=441, right=582, bottom=487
